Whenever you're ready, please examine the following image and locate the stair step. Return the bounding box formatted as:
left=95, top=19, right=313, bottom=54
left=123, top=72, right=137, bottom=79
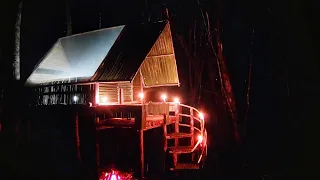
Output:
left=166, top=132, right=193, bottom=139
left=171, top=163, right=200, bottom=170
left=168, top=145, right=193, bottom=154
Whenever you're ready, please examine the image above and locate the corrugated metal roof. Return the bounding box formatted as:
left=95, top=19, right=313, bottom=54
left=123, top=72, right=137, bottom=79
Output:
left=26, top=26, right=124, bottom=86
left=92, top=21, right=168, bottom=82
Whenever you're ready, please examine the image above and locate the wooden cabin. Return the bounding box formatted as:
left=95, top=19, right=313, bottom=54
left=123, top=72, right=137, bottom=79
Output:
left=25, top=20, right=207, bottom=179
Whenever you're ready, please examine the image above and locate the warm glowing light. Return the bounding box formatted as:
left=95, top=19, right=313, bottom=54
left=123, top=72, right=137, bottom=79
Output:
left=101, top=169, right=132, bottom=180
left=138, top=92, right=144, bottom=99
left=110, top=174, right=117, bottom=180
left=73, top=95, right=78, bottom=102
left=199, top=112, right=204, bottom=120
left=161, top=94, right=167, bottom=102
left=198, top=135, right=203, bottom=142
left=174, top=97, right=180, bottom=103
left=102, top=96, right=108, bottom=103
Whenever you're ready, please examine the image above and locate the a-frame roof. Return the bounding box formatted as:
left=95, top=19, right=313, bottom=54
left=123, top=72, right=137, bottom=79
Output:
left=25, top=20, right=179, bottom=87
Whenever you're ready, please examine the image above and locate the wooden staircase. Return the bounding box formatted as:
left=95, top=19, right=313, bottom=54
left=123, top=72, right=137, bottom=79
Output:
left=164, top=103, right=207, bottom=171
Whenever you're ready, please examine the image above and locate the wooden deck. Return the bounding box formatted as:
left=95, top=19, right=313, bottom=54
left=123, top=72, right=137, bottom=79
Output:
left=94, top=103, right=174, bottom=131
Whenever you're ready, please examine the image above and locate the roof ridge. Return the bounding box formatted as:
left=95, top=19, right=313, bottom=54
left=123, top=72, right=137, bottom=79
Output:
left=59, top=25, right=125, bottom=40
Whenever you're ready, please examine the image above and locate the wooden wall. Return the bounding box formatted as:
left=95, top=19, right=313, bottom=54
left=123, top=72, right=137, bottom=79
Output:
left=33, top=84, right=94, bottom=105
left=132, top=72, right=142, bottom=102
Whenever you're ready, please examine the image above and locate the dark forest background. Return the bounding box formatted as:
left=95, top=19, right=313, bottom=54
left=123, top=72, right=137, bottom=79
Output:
left=0, top=0, right=318, bottom=179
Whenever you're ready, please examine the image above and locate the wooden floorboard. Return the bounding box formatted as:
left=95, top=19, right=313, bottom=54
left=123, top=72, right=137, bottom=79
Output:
left=166, top=132, right=192, bottom=139
left=168, top=145, right=193, bottom=154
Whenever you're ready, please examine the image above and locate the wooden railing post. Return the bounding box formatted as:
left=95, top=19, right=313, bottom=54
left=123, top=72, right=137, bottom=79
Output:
left=173, top=104, right=180, bottom=167
left=190, top=108, right=195, bottom=161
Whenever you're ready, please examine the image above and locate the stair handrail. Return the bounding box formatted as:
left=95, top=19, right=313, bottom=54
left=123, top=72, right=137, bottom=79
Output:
left=175, top=103, right=207, bottom=165
left=146, top=101, right=207, bottom=154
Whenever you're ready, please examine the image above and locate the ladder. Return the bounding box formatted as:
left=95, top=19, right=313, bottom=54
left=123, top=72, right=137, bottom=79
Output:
left=164, top=103, right=207, bottom=171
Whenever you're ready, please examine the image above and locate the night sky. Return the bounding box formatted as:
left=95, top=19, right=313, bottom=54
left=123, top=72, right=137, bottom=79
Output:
left=0, top=0, right=318, bottom=178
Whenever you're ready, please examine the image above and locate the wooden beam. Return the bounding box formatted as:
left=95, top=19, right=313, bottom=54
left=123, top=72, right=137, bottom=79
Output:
left=145, top=53, right=174, bottom=58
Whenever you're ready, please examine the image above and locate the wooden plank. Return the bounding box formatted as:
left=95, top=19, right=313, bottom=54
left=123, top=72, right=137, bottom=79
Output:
left=174, top=163, right=199, bottom=170
left=166, top=132, right=192, bottom=139
left=168, top=145, right=193, bottom=154
left=145, top=119, right=164, bottom=130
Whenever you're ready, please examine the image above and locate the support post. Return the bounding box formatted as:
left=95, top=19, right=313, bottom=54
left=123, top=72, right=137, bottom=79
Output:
left=75, top=112, right=81, bottom=164
left=94, top=116, right=100, bottom=178
left=119, top=88, right=124, bottom=104
left=95, top=83, right=99, bottom=105
left=190, top=109, right=195, bottom=161
left=163, top=123, right=167, bottom=152
left=139, top=130, right=145, bottom=179
left=163, top=119, right=168, bottom=172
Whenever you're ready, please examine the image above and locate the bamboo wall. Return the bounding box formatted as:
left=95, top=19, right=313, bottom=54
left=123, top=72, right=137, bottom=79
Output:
left=99, top=82, right=132, bottom=103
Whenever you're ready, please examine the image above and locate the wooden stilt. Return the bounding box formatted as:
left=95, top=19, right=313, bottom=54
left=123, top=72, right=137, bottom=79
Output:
left=163, top=123, right=167, bottom=152
left=139, top=130, right=145, bottom=179
left=96, top=143, right=100, bottom=169
left=75, top=113, right=81, bottom=164
left=94, top=116, right=100, bottom=179
left=27, top=118, right=30, bottom=143
left=163, top=122, right=167, bottom=173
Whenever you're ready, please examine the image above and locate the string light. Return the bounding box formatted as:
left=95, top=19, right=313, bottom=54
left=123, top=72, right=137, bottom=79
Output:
left=102, top=96, right=108, bottom=103
left=161, top=94, right=167, bottom=102
left=174, top=97, right=180, bottom=104
left=138, top=92, right=144, bottom=100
